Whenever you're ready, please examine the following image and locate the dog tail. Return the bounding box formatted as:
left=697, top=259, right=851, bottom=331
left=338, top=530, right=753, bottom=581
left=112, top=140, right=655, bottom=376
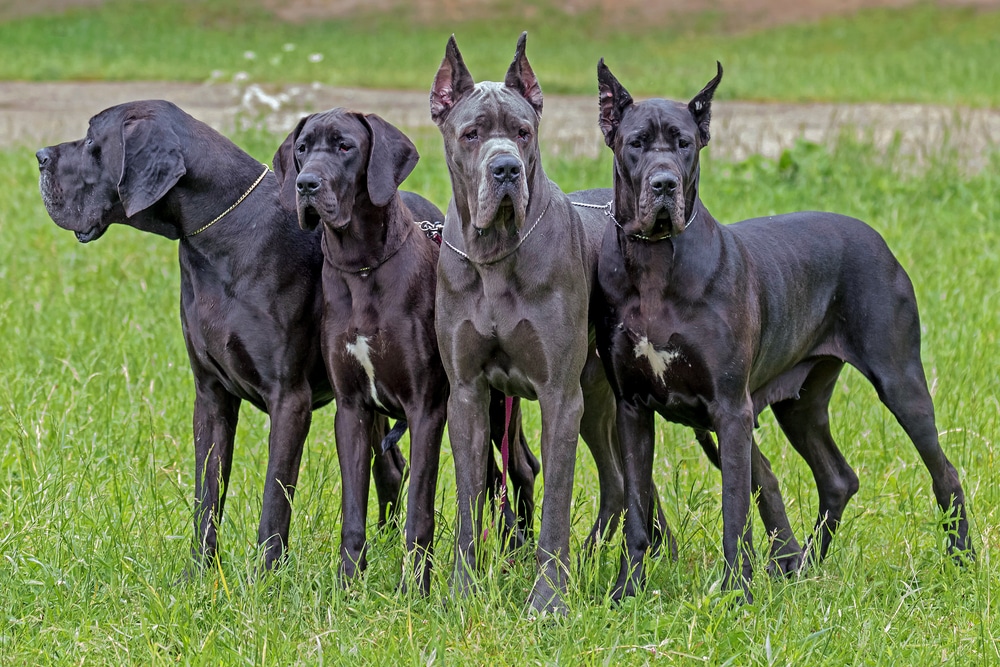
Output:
left=694, top=429, right=721, bottom=469
left=381, top=419, right=409, bottom=454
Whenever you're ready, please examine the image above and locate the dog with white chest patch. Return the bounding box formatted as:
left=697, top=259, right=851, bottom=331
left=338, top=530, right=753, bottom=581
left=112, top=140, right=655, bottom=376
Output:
left=594, top=60, right=973, bottom=602
left=273, top=108, right=540, bottom=593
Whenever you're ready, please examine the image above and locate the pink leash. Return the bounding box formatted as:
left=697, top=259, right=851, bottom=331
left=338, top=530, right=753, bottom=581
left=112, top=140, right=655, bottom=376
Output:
left=499, top=395, right=513, bottom=515
left=484, top=395, right=514, bottom=541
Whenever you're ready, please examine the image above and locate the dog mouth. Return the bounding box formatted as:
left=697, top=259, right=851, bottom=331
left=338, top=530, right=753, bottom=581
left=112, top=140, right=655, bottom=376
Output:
left=297, top=195, right=349, bottom=232
left=299, top=203, right=322, bottom=231
left=74, top=225, right=106, bottom=243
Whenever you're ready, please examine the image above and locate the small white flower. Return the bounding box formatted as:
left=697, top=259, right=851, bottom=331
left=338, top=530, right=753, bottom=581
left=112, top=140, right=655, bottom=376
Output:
left=308, top=53, right=324, bottom=63
left=283, top=43, right=296, bottom=52
left=233, top=71, right=249, bottom=83
left=244, top=50, right=257, bottom=60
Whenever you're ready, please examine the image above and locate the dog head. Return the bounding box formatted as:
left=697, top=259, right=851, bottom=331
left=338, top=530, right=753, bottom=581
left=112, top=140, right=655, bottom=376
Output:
left=430, top=32, right=543, bottom=235
left=598, top=60, right=722, bottom=240
left=36, top=100, right=190, bottom=242
left=273, top=109, right=418, bottom=233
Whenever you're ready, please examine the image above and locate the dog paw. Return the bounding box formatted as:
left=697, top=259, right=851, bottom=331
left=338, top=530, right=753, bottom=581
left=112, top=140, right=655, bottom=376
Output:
left=527, top=580, right=568, bottom=616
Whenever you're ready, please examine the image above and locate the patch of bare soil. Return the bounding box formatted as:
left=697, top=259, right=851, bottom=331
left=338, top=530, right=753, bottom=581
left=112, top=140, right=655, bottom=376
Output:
left=5, top=81, right=998, bottom=174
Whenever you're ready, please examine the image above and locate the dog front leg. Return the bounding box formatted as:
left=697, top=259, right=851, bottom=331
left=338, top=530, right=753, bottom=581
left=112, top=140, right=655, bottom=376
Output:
left=611, top=399, right=654, bottom=601
left=714, top=404, right=755, bottom=603
left=402, top=410, right=445, bottom=595
left=448, top=380, right=491, bottom=600
left=528, top=388, right=585, bottom=615
left=257, top=389, right=312, bottom=570
left=334, top=400, right=375, bottom=584
left=191, top=382, right=240, bottom=570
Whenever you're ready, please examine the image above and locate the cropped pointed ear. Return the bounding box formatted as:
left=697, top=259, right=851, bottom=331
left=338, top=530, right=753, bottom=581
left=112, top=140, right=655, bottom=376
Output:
left=688, top=61, right=723, bottom=146
left=504, top=31, right=543, bottom=116
left=117, top=114, right=186, bottom=218
left=597, top=58, right=634, bottom=148
left=430, top=34, right=476, bottom=125
left=359, top=113, right=419, bottom=208
left=272, top=114, right=311, bottom=210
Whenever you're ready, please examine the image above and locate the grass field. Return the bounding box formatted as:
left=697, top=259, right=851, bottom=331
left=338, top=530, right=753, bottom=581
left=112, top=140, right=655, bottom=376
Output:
left=2, top=128, right=998, bottom=664
left=2, top=1, right=999, bottom=665
left=0, top=1, right=999, bottom=105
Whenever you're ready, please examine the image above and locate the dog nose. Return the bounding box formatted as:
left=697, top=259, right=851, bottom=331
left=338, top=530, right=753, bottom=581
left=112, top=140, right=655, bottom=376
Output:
left=650, top=172, right=679, bottom=196
left=490, top=155, right=521, bottom=184
left=36, top=147, right=52, bottom=169
left=295, top=172, right=322, bottom=196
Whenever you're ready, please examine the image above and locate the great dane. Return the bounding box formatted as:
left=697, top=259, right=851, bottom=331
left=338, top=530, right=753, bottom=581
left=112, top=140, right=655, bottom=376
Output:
left=430, top=33, right=679, bottom=614
left=36, top=100, right=411, bottom=573
left=593, top=61, right=973, bottom=601
left=272, top=108, right=540, bottom=593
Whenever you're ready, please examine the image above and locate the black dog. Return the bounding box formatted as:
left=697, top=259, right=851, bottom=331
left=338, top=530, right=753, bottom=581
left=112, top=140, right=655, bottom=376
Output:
left=36, top=100, right=411, bottom=572
left=594, top=62, right=972, bottom=601
left=273, top=108, right=540, bottom=593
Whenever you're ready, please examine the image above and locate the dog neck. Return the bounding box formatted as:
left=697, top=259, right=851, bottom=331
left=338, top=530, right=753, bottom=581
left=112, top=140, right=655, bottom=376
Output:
left=172, top=155, right=279, bottom=241
left=322, top=193, right=412, bottom=276
left=444, top=170, right=550, bottom=266
left=618, top=197, right=723, bottom=297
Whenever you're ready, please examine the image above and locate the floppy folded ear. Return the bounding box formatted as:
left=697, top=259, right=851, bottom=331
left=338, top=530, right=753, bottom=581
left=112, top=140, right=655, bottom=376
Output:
left=272, top=114, right=311, bottom=211
left=504, top=31, right=543, bottom=116
left=688, top=61, right=723, bottom=146
left=360, top=113, right=419, bottom=208
left=430, top=34, right=476, bottom=125
left=117, top=115, right=186, bottom=218
left=597, top=58, right=634, bottom=148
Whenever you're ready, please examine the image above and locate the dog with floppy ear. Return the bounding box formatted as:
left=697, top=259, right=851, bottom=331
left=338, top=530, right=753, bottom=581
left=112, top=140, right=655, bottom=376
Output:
left=273, top=108, right=540, bottom=593
left=36, top=100, right=410, bottom=574
left=594, top=61, right=973, bottom=602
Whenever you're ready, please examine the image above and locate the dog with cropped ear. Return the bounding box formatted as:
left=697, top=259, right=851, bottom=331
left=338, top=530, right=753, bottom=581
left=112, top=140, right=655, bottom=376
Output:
left=593, top=60, right=973, bottom=602
left=273, top=108, right=541, bottom=593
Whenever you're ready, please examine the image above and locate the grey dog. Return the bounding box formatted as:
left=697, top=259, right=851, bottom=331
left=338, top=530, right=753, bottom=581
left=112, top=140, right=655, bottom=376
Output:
left=430, top=33, right=678, bottom=614
left=36, top=100, right=412, bottom=572
left=593, top=61, right=972, bottom=602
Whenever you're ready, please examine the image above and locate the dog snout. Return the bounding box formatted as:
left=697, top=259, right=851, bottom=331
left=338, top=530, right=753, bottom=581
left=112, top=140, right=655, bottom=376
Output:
left=649, top=172, right=679, bottom=197
left=36, top=147, right=53, bottom=170
left=490, top=155, right=521, bottom=185
left=295, top=172, right=322, bottom=196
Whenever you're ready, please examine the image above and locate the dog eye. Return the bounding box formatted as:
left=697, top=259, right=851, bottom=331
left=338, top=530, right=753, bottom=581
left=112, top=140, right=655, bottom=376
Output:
left=339, top=142, right=352, bottom=153
left=517, top=128, right=531, bottom=141
left=679, top=139, right=692, bottom=149
left=295, top=143, right=306, bottom=154
left=463, top=129, right=479, bottom=142
left=629, top=138, right=642, bottom=149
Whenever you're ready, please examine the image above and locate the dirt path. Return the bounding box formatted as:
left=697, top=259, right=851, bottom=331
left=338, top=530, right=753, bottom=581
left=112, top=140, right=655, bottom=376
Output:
left=4, top=80, right=998, bottom=170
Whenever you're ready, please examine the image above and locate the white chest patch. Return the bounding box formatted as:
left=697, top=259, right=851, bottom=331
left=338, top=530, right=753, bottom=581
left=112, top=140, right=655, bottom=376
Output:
left=346, top=335, right=387, bottom=410
left=634, top=336, right=680, bottom=382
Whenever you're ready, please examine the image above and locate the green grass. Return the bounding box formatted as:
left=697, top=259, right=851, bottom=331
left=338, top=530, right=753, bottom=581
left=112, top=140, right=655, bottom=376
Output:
left=0, top=0, right=999, bottom=105
left=2, top=125, right=998, bottom=663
